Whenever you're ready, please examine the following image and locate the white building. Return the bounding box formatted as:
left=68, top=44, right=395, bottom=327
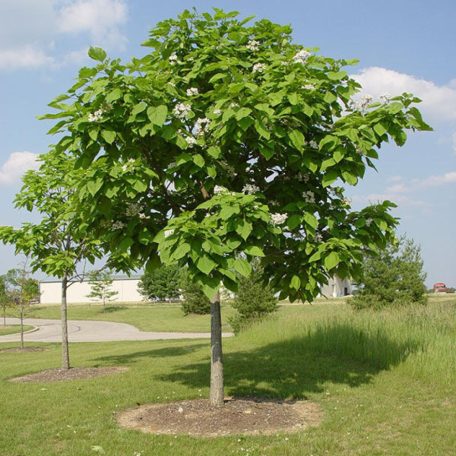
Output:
left=39, top=277, right=143, bottom=305
left=319, top=276, right=352, bottom=298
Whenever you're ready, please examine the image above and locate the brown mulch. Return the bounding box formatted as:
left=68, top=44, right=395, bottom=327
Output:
left=0, top=347, right=47, bottom=353
left=10, top=366, right=128, bottom=383
left=117, top=398, right=323, bottom=437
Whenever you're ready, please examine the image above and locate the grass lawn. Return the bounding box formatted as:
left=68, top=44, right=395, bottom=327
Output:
left=0, top=325, right=34, bottom=336
left=21, top=302, right=236, bottom=333
left=1, top=296, right=455, bottom=455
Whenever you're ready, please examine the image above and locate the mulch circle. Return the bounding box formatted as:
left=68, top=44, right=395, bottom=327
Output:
left=117, top=397, right=323, bottom=437
left=0, top=347, right=47, bottom=353
left=9, top=366, right=128, bottom=383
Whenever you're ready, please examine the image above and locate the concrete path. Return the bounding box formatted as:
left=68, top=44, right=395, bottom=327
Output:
left=0, top=318, right=232, bottom=343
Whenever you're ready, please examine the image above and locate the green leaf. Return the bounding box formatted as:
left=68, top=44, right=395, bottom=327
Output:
left=233, top=258, right=252, bottom=277
left=196, top=255, right=217, bottom=274
left=220, top=205, right=239, bottom=220
left=373, top=123, right=387, bottom=137
left=322, top=170, right=338, bottom=187
left=254, top=120, right=270, bottom=140
left=87, top=178, right=103, bottom=196
left=287, top=214, right=301, bottom=230
left=324, top=251, right=340, bottom=270
left=147, top=105, right=168, bottom=126
left=289, top=129, right=305, bottom=151
left=193, top=154, right=205, bottom=168
left=342, top=171, right=358, bottom=185
left=132, top=102, right=148, bottom=117
left=235, top=108, right=252, bottom=120
left=172, top=243, right=191, bottom=260
left=290, top=275, right=301, bottom=290
left=303, top=213, right=318, bottom=230
left=324, top=92, right=337, bottom=103
left=88, top=46, right=107, bottom=62
left=207, top=146, right=221, bottom=158
left=244, top=245, right=265, bottom=257
left=236, top=219, right=252, bottom=240
left=106, top=88, right=122, bottom=103
left=101, top=130, right=116, bottom=144
left=287, top=93, right=299, bottom=105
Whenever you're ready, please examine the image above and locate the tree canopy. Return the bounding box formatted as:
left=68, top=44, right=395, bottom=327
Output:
left=39, top=9, right=430, bottom=302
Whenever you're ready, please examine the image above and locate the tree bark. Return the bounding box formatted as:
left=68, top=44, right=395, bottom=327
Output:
left=61, top=276, right=70, bottom=370
left=20, top=303, right=24, bottom=350
left=209, top=291, right=224, bottom=407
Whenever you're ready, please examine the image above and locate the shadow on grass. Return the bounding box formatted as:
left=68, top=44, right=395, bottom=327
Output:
left=157, top=323, right=422, bottom=399
left=101, top=306, right=127, bottom=313
left=92, top=342, right=208, bottom=365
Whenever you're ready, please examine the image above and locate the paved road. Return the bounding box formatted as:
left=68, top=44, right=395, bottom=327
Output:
left=0, top=318, right=232, bottom=343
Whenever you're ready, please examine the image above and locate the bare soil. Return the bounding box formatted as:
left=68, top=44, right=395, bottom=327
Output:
left=118, top=398, right=322, bottom=437
left=10, top=366, right=128, bottom=383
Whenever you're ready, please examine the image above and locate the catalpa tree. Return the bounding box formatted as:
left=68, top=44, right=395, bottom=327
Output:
left=0, top=149, right=101, bottom=369
left=40, top=9, right=430, bottom=406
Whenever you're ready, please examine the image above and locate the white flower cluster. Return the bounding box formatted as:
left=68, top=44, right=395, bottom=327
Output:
left=214, top=185, right=229, bottom=195
left=308, top=140, right=318, bottom=149
left=193, top=117, right=210, bottom=136
left=121, top=159, right=136, bottom=172
left=271, top=213, right=287, bottom=225
left=186, top=87, right=199, bottom=96
left=253, top=63, right=266, bottom=73
left=173, top=103, right=192, bottom=120
left=213, top=108, right=222, bottom=116
left=112, top=221, right=125, bottom=230
left=126, top=202, right=142, bottom=217
left=242, top=183, right=260, bottom=194
left=302, top=83, right=315, bottom=90
left=88, top=109, right=104, bottom=122
left=303, top=191, right=316, bottom=204
left=139, top=212, right=149, bottom=220
left=169, top=53, right=178, bottom=65
left=293, top=49, right=311, bottom=64
left=365, top=218, right=373, bottom=227
left=380, top=93, right=391, bottom=104
left=246, top=39, right=260, bottom=52
left=164, top=229, right=174, bottom=238
left=352, top=95, right=373, bottom=112
left=185, top=136, right=197, bottom=148
left=315, top=233, right=323, bottom=242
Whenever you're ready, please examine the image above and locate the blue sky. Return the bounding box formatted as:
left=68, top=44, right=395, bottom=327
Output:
left=0, top=0, right=455, bottom=287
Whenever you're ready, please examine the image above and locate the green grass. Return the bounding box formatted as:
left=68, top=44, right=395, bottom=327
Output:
left=0, top=325, right=34, bottom=336
left=22, top=303, right=236, bottom=333
left=1, top=297, right=455, bottom=455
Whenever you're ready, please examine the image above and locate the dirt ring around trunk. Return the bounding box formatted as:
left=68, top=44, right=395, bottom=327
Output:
left=9, top=366, right=128, bottom=383
left=117, top=398, right=323, bottom=437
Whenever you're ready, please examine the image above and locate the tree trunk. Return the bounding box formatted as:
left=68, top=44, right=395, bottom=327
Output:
left=209, top=291, right=224, bottom=407
left=61, top=276, right=70, bottom=370
left=2, top=305, right=5, bottom=326
left=20, top=303, right=24, bottom=350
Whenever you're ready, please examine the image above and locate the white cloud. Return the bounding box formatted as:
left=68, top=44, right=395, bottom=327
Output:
left=0, top=46, right=54, bottom=70
left=0, top=0, right=128, bottom=70
left=0, top=152, right=39, bottom=186
left=57, top=0, right=128, bottom=49
left=353, top=67, right=456, bottom=122
left=418, top=171, right=456, bottom=189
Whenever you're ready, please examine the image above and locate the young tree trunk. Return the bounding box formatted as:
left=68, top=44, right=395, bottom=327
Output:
left=210, top=291, right=224, bottom=407
left=61, top=276, right=70, bottom=370
left=20, top=302, right=24, bottom=350
left=2, top=305, right=5, bottom=326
